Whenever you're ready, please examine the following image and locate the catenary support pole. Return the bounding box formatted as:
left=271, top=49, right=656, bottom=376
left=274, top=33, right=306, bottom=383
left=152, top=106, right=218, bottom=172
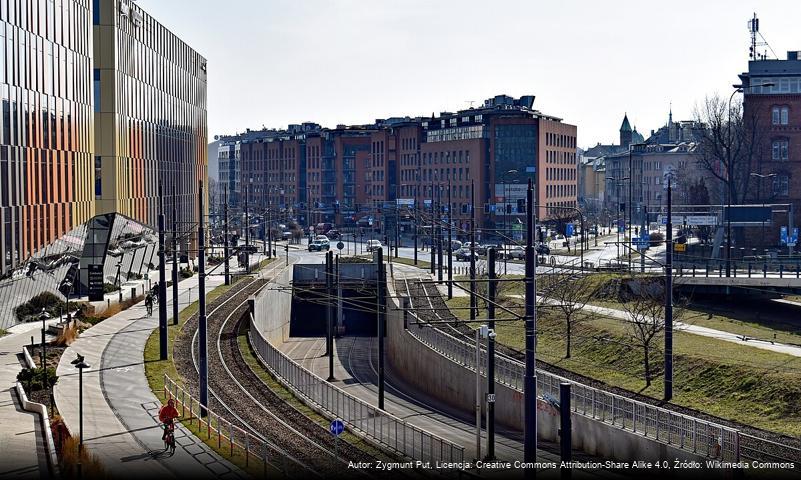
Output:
left=524, top=179, right=537, bottom=476
left=665, top=178, right=674, bottom=401
left=158, top=183, right=168, bottom=360
left=560, top=382, right=572, bottom=479
left=447, top=181, right=453, bottom=299
left=223, top=185, right=230, bottom=285
left=327, top=251, right=335, bottom=381
left=486, top=248, right=497, bottom=460
left=198, top=181, right=209, bottom=416
left=470, top=180, right=477, bottom=321
left=172, top=185, right=179, bottom=325
left=377, top=247, right=385, bottom=409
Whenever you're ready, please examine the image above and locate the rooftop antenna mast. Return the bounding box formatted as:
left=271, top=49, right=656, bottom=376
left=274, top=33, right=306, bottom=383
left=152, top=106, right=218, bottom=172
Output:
left=748, top=13, right=777, bottom=61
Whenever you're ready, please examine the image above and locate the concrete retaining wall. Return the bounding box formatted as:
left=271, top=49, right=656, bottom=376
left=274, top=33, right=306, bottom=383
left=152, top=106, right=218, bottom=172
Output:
left=14, top=381, right=59, bottom=476
left=250, top=266, right=293, bottom=346
left=386, top=284, right=715, bottom=465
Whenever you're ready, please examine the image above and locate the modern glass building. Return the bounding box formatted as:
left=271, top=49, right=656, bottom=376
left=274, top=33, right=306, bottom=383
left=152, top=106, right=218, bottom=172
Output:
left=93, top=0, right=208, bottom=236
left=0, top=0, right=95, bottom=275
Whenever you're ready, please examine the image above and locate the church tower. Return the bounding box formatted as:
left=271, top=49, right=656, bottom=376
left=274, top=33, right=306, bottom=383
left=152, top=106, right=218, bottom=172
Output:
left=619, top=113, right=633, bottom=147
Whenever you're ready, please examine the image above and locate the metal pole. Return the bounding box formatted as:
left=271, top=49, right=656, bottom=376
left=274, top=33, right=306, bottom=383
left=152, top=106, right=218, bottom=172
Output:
left=628, top=148, right=633, bottom=273
left=172, top=185, right=179, bottom=325
left=198, top=181, right=209, bottom=416
left=560, top=382, right=572, bottom=479
left=665, top=178, right=674, bottom=401
left=430, top=179, right=436, bottom=274
left=414, top=202, right=418, bottom=265
left=327, top=252, right=335, bottom=381
left=268, top=204, right=273, bottom=259
left=470, top=180, right=477, bottom=321
left=475, top=327, right=482, bottom=461
left=726, top=89, right=739, bottom=278
left=224, top=185, right=230, bottom=285
left=78, top=365, right=83, bottom=451
left=641, top=205, right=647, bottom=273
left=524, top=179, right=537, bottom=474
left=486, top=248, right=496, bottom=460
left=158, top=183, right=168, bottom=360
left=41, top=321, right=48, bottom=409
left=438, top=187, right=443, bottom=283
left=377, top=247, right=385, bottom=410
left=448, top=180, right=453, bottom=299
left=245, top=184, right=251, bottom=273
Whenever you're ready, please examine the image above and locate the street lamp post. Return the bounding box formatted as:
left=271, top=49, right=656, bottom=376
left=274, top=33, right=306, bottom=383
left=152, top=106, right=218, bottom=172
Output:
left=71, top=354, right=90, bottom=456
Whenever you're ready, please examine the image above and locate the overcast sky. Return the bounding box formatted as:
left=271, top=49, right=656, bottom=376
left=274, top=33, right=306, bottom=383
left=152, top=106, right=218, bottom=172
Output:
left=139, top=0, right=800, bottom=148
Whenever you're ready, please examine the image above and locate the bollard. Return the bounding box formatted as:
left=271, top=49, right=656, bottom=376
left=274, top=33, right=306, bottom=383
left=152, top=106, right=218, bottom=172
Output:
left=780, top=264, right=784, bottom=278
left=560, top=382, right=572, bottom=479
left=692, top=264, right=696, bottom=277
left=748, top=263, right=752, bottom=277
left=763, top=264, right=767, bottom=278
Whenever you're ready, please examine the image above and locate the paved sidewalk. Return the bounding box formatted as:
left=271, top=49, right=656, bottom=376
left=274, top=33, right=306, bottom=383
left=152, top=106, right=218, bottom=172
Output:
left=0, top=321, right=59, bottom=479
left=53, top=269, right=245, bottom=479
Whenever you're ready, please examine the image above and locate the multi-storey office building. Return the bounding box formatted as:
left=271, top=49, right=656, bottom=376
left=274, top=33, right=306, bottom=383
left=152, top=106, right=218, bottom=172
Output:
left=93, top=0, right=208, bottom=233
left=0, top=0, right=95, bottom=274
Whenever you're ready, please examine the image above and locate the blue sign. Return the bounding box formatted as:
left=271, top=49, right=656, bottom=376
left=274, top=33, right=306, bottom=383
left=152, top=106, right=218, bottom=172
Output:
left=781, top=226, right=788, bottom=244
left=618, top=220, right=625, bottom=233
left=784, top=226, right=800, bottom=245
left=329, top=419, right=345, bottom=436
left=794, top=228, right=799, bottom=244
left=525, top=166, right=536, bottom=173
left=565, top=224, right=574, bottom=238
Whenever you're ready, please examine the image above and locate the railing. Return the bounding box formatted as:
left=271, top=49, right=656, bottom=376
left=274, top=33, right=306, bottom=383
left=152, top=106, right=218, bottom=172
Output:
left=674, top=262, right=801, bottom=280
left=248, top=319, right=465, bottom=464
left=163, top=374, right=286, bottom=475
left=405, top=313, right=742, bottom=462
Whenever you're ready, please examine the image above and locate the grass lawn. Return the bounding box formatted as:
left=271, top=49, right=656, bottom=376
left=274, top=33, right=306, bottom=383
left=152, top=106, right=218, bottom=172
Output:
left=446, top=294, right=801, bottom=436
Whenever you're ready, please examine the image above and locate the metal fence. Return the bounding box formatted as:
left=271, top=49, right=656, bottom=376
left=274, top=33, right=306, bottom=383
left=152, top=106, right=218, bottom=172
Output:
left=163, top=374, right=284, bottom=475
left=248, top=319, right=465, bottom=464
left=405, top=314, right=742, bottom=462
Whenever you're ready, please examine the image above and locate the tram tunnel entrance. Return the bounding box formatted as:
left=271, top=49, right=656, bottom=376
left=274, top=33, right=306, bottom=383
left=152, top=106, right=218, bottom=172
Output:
left=289, top=262, right=383, bottom=338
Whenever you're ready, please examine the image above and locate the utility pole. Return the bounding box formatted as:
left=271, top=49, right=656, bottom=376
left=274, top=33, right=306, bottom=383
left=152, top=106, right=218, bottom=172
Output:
left=158, top=183, right=168, bottom=360
left=198, top=181, right=208, bottom=416
left=245, top=184, right=251, bottom=273
left=438, top=185, right=443, bottom=284
left=376, top=247, right=385, bottom=410
left=430, top=180, right=436, bottom=274
left=413, top=201, right=418, bottom=265
left=486, top=248, right=497, bottom=460
left=664, top=177, right=674, bottom=401
left=326, top=251, right=334, bottom=381
left=523, top=179, right=537, bottom=474
left=447, top=180, right=453, bottom=299
left=172, top=185, right=179, bottom=325
left=224, top=185, right=230, bottom=285
left=628, top=147, right=633, bottom=273
left=268, top=203, right=273, bottom=259
left=470, top=180, right=477, bottom=321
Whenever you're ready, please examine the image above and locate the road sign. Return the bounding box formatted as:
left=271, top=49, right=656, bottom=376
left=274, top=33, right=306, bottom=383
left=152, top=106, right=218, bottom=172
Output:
left=486, top=393, right=496, bottom=403
left=781, top=226, right=788, bottom=244
left=673, top=243, right=686, bottom=252
left=685, top=215, right=717, bottom=226
left=566, top=224, right=574, bottom=237
left=88, top=264, right=104, bottom=301
left=336, top=241, right=344, bottom=250
left=329, top=419, right=345, bottom=436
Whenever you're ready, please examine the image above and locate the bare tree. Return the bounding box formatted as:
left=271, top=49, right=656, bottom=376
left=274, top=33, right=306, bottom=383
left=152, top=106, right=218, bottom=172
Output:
left=549, top=273, right=597, bottom=358
left=620, top=280, right=668, bottom=387
left=694, top=94, right=766, bottom=207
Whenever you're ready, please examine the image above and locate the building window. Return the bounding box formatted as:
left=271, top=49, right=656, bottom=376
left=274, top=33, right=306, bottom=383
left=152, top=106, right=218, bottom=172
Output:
left=772, top=140, right=789, bottom=161
left=773, top=175, right=789, bottom=196
left=772, top=106, right=789, bottom=125
left=95, top=156, right=102, bottom=197
left=93, top=69, right=100, bottom=112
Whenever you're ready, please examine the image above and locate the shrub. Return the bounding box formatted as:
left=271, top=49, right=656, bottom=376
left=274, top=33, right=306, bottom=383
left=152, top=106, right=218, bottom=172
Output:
left=17, top=367, right=58, bottom=391
left=103, top=282, right=119, bottom=294
left=15, top=292, right=64, bottom=321
left=179, top=268, right=194, bottom=279
left=648, top=231, right=665, bottom=246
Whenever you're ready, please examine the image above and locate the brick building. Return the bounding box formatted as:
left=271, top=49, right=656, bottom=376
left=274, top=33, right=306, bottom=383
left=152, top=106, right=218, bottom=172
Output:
left=741, top=51, right=801, bottom=232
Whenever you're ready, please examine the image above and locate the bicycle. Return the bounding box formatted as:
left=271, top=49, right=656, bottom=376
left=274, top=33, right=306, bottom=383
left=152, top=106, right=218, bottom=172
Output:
left=145, top=301, right=153, bottom=317
left=162, top=422, right=176, bottom=454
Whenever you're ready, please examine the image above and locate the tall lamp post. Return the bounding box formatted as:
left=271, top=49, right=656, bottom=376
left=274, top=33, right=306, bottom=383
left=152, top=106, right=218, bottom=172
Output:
left=71, top=354, right=90, bottom=456
left=726, top=81, right=774, bottom=276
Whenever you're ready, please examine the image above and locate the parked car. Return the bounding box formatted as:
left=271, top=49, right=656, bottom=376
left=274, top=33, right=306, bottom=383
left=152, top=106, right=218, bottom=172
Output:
left=536, top=243, right=551, bottom=255
left=450, top=240, right=463, bottom=251
left=325, top=229, right=341, bottom=240
left=478, top=243, right=502, bottom=256
left=455, top=248, right=478, bottom=262
left=281, top=231, right=292, bottom=240
left=315, top=234, right=330, bottom=242
left=501, top=246, right=525, bottom=260
left=366, top=239, right=383, bottom=253
left=308, top=238, right=330, bottom=252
